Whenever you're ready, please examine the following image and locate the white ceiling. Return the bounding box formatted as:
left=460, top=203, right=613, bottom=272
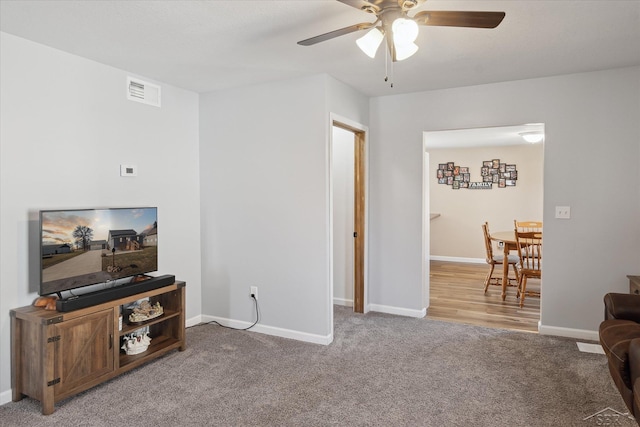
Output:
left=425, top=123, right=545, bottom=148
left=1, top=0, right=639, bottom=97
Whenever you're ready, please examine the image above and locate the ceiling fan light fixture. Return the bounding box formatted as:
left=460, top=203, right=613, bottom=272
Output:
left=392, top=18, right=419, bottom=45
left=356, top=27, right=384, bottom=58
left=394, top=41, right=419, bottom=61
left=297, top=1, right=506, bottom=85
left=519, top=131, right=544, bottom=143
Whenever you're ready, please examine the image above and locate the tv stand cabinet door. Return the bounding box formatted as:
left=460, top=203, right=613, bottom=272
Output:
left=53, top=309, right=115, bottom=401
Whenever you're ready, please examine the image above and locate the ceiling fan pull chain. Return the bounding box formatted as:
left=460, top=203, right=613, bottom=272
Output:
left=384, top=43, right=389, bottom=82
left=384, top=43, right=393, bottom=88
left=388, top=44, right=394, bottom=88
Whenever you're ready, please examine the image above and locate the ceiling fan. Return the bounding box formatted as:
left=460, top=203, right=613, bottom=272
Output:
left=298, top=0, right=505, bottom=62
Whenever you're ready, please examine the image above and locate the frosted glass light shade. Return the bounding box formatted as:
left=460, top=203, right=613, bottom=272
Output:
left=356, top=28, right=384, bottom=58
left=392, top=18, right=419, bottom=44
left=394, top=41, right=419, bottom=61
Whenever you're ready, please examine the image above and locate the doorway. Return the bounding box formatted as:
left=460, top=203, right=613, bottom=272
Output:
left=331, top=117, right=367, bottom=314
left=423, top=124, right=545, bottom=331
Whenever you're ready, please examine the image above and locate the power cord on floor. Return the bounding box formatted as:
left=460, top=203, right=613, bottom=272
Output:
left=188, top=295, right=260, bottom=331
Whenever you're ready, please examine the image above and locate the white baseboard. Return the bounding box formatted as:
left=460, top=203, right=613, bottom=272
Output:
left=186, top=314, right=202, bottom=328
left=369, top=304, right=427, bottom=318
left=538, top=324, right=599, bottom=342
left=333, top=298, right=353, bottom=307
left=430, top=255, right=485, bottom=264
left=0, top=389, right=12, bottom=407
left=199, top=315, right=333, bottom=345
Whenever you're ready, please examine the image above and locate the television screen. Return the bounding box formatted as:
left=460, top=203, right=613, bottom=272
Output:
left=40, top=207, right=158, bottom=296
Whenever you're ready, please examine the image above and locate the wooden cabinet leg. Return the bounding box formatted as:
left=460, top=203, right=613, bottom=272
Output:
left=10, top=315, right=23, bottom=403
left=41, top=385, right=55, bottom=415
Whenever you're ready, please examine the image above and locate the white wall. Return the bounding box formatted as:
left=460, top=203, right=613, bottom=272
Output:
left=198, top=74, right=368, bottom=343
left=369, top=66, right=640, bottom=335
left=332, top=127, right=355, bottom=305
left=428, top=143, right=544, bottom=259
left=0, top=33, right=202, bottom=401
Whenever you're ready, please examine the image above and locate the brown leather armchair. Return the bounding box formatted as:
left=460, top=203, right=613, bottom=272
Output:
left=599, top=293, right=640, bottom=422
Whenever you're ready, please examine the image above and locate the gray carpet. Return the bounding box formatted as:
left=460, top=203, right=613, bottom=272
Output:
left=0, top=306, right=635, bottom=426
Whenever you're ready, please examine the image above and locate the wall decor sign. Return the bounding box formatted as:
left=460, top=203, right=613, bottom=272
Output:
left=437, top=159, right=517, bottom=190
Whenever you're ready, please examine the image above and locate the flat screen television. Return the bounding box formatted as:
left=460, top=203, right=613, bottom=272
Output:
left=40, top=207, right=158, bottom=296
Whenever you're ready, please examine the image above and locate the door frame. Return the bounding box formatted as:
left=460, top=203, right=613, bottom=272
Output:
left=330, top=114, right=368, bottom=314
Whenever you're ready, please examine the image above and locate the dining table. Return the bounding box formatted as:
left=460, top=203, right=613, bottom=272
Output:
left=490, top=231, right=518, bottom=301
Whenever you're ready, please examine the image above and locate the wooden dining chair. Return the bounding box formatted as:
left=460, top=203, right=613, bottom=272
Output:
left=514, top=228, right=542, bottom=308
left=482, top=222, right=519, bottom=294
left=514, top=220, right=543, bottom=234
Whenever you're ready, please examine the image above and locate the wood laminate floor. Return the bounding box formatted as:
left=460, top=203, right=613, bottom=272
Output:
left=426, top=260, right=540, bottom=333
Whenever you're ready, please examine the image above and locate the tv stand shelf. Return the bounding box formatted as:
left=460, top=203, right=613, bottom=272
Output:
left=10, top=281, right=186, bottom=415
left=120, top=309, right=180, bottom=335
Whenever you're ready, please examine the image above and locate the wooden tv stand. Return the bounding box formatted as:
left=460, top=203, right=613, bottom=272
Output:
left=10, top=281, right=185, bottom=415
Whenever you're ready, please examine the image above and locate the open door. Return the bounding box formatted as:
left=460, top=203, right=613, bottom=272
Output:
left=353, top=129, right=365, bottom=313
left=332, top=119, right=367, bottom=313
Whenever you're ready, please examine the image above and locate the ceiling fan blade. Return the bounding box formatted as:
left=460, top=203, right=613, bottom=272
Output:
left=297, top=22, right=375, bottom=46
left=413, top=11, right=505, bottom=29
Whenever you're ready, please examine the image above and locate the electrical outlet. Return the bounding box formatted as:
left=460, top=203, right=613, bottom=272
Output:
left=120, top=164, right=137, bottom=177
left=555, top=206, right=571, bottom=219
left=250, top=286, right=258, bottom=299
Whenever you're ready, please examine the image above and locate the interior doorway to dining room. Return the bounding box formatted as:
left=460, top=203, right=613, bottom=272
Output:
left=422, top=124, right=545, bottom=332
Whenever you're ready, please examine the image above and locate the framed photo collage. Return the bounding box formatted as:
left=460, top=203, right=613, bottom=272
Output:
left=436, top=159, right=517, bottom=190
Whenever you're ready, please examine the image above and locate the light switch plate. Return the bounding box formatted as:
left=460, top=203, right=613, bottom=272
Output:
left=120, top=164, right=137, bottom=177
left=555, top=206, right=571, bottom=219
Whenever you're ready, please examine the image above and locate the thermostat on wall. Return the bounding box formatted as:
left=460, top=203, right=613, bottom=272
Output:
left=120, top=165, right=137, bottom=177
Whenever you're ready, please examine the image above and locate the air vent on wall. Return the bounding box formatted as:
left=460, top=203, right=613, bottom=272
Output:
left=127, top=77, right=161, bottom=107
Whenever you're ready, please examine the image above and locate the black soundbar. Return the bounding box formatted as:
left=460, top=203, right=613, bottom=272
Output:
left=56, top=274, right=176, bottom=312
